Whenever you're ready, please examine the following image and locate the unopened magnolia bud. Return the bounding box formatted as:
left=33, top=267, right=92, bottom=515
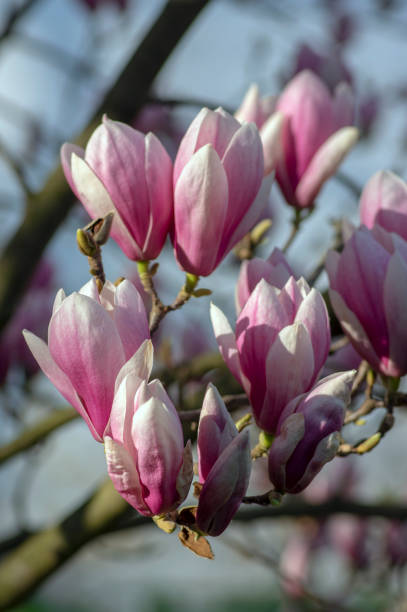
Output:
left=76, top=228, right=96, bottom=256
left=356, top=432, right=381, bottom=454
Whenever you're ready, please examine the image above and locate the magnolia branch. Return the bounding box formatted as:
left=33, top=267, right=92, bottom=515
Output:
left=1, top=478, right=407, bottom=610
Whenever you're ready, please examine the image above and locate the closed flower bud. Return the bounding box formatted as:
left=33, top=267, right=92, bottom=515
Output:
left=105, top=377, right=193, bottom=516
left=211, top=276, right=330, bottom=434
left=327, top=224, right=407, bottom=377
left=61, top=116, right=173, bottom=261
left=268, top=371, right=354, bottom=494
left=196, top=384, right=251, bottom=536
left=275, top=70, right=358, bottom=208
left=172, top=107, right=264, bottom=276
left=23, top=279, right=150, bottom=441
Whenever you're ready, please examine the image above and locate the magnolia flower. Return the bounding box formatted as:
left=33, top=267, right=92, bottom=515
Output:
left=105, top=372, right=193, bottom=517
left=61, top=116, right=173, bottom=261
left=268, top=371, right=354, bottom=494
left=327, top=224, right=407, bottom=378
left=172, top=107, right=264, bottom=276
left=196, top=384, right=251, bottom=536
left=211, top=276, right=330, bottom=434
left=275, top=70, right=358, bottom=208
left=23, top=279, right=150, bottom=441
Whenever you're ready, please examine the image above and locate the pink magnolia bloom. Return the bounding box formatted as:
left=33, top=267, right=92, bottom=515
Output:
left=235, top=84, right=284, bottom=176
left=61, top=116, right=173, bottom=261
left=327, top=225, right=407, bottom=378
left=275, top=70, right=358, bottom=208
left=23, top=279, right=150, bottom=442
left=235, top=247, right=294, bottom=313
left=172, top=107, right=264, bottom=276
left=105, top=372, right=193, bottom=517
left=211, top=276, right=330, bottom=434
left=196, top=384, right=251, bottom=536
left=359, top=170, right=407, bottom=241
left=268, top=371, right=354, bottom=494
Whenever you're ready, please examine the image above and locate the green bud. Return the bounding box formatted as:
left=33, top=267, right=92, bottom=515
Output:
left=192, top=288, right=212, bottom=298
left=356, top=432, right=381, bottom=454
left=76, top=229, right=96, bottom=256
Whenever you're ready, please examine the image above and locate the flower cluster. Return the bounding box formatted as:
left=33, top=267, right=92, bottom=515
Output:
left=25, top=69, right=400, bottom=547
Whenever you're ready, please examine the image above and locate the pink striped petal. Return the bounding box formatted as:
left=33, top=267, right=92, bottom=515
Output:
left=104, top=436, right=149, bottom=514
left=143, top=132, right=173, bottom=257
left=260, top=111, right=284, bottom=175
left=174, top=145, right=228, bottom=276
left=113, top=280, right=149, bottom=360
left=132, top=397, right=184, bottom=515
left=71, top=153, right=142, bottom=260
left=60, top=143, right=85, bottom=198
left=210, top=303, right=243, bottom=386
left=295, top=127, right=358, bottom=208
left=220, top=123, right=264, bottom=251
left=383, top=252, right=407, bottom=376
left=23, top=330, right=101, bottom=441
left=48, top=292, right=125, bottom=438
left=114, top=339, right=153, bottom=394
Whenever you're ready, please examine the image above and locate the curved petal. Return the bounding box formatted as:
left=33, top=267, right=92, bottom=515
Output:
left=104, top=437, right=150, bottom=515
left=260, top=111, right=284, bottom=176
left=210, top=303, right=243, bottom=386
left=268, top=412, right=305, bottom=492
left=173, top=145, right=228, bottom=276
left=113, top=280, right=150, bottom=360
left=132, top=397, right=184, bottom=515
left=198, top=383, right=237, bottom=481
left=196, top=430, right=251, bottom=536
left=219, top=122, right=264, bottom=252
left=294, top=288, right=330, bottom=376
left=383, top=252, right=407, bottom=376
left=336, top=229, right=389, bottom=361
left=71, top=153, right=142, bottom=260
left=259, top=322, right=315, bottom=433
left=329, top=288, right=381, bottom=371
left=114, top=339, right=153, bottom=393
left=60, top=143, right=85, bottom=198
left=23, top=330, right=101, bottom=441
left=360, top=170, right=407, bottom=241
left=48, top=292, right=125, bottom=438
left=295, top=127, right=359, bottom=208
left=143, top=132, right=173, bottom=258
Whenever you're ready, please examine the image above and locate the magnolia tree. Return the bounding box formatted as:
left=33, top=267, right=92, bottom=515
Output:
left=1, top=0, right=407, bottom=610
